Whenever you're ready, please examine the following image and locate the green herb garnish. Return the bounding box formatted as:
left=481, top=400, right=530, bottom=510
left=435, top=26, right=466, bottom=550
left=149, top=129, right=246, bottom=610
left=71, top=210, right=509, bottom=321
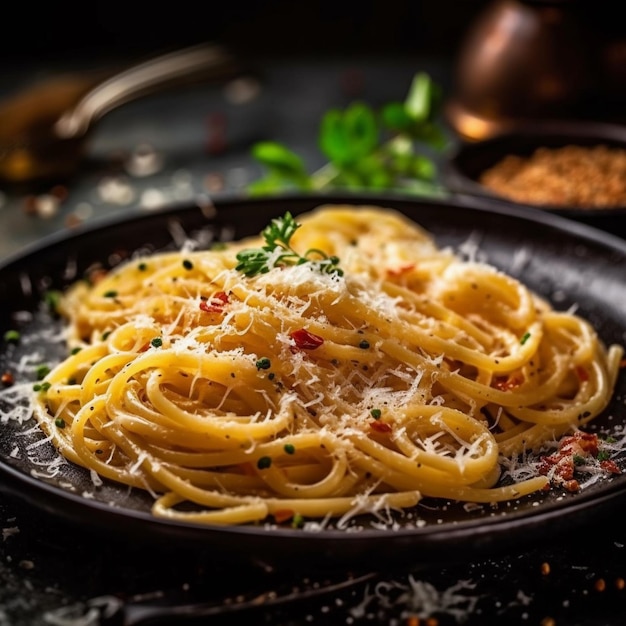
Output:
left=257, top=456, right=272, bottom=470
left=3, top=330, right=20, bottom=343
left=235, top=212, right=342, bottom=278
left=248, top=72, right=447, bottom=197
left=44, top=290, right=62, bottom=315
left=35, top=364, right=51, bottom=380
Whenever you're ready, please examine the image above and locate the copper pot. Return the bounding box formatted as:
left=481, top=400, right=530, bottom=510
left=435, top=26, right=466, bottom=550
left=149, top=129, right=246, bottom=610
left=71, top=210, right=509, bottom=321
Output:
left=445, top=0, right=599, bottom=140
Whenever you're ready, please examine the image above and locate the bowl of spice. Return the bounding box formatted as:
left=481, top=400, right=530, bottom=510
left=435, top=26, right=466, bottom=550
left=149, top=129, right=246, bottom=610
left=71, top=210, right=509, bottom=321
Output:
left=444, top=120, right=626, bottom=237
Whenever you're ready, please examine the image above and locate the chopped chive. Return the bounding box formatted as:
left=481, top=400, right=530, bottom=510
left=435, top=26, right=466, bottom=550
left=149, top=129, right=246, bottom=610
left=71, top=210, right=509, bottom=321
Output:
left=520, top=332, right=531, bottom=345
left=359, top=339, right=370, bottom=349
left=103, top=290, right=118, bottom=298
left=284, top=443, right=296, bottom=455
left=54, top=418, right=66, bottom=429
left=256, top=357, right=271, bottom=370
left=3, top=330, right=20, bottom=343
left=150, top=337, right=163, bottom=348
left=70, top=346, right=82, bottom=355
left=44, top=290, right=62, bottom=314
left=36, top=365, right=50, bottom=380
left=291, top=513, right=305, bottom=528
left=182, top=259, right=194, bottom=270
left=370, top=408, right=382, bottom=419
left=257, top=456, right=272, bottom=469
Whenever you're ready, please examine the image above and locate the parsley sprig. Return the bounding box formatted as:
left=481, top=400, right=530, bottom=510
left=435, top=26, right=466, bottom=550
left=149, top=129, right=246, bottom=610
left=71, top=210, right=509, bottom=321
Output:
left=248, top=72, right=448, bottom=197
left=235, top=212, right=342, bottom=277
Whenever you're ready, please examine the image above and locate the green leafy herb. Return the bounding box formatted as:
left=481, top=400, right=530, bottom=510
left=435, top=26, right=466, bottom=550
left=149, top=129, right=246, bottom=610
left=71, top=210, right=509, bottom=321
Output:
left=36, top=364, right=51, bottom=380
left=3, top=330, right=20, bottom=343
left=248, top=72, right=448, bottom=197
left=257, top=456, right=272, bottom=470
left=44, top=290, right=62, bottom=315
left=256, top=357, right=272, bottom=370
left=235, top=212, right=343, bottom=278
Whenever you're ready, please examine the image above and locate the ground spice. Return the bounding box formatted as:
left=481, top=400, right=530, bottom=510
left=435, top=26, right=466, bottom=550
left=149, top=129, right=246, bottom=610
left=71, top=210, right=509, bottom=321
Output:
left=479, top=144, right=626, bottom=209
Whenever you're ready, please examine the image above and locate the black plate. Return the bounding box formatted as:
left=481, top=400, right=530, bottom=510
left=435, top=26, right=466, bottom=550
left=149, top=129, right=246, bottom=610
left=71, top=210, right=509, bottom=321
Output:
left=444, top=120, right=626, bottom=238
left=1, top=193, right=625, bottom=572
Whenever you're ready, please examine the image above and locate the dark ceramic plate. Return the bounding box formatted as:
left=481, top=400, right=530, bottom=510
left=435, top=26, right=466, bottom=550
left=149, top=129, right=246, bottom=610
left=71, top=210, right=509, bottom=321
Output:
left=0, top=194, right=625, bottom=572
left=444, top=120, right=626, bottom=238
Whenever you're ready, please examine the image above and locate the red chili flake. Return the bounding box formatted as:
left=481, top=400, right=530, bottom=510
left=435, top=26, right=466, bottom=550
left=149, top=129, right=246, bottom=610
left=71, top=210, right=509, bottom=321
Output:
left=576, top=366, right=589, bottom=382
left=273, top=509, right=295, bottom=524
left=387, top=263, right=415, bottom=277
left=563, top=479, right=580, bottom=492
left=199, top=291, right=230, bottom=313
left=600, top=459, right=622, bottom=475
left=561, top=431, right=599, bottom=456
left=493, top=375, right=523, bottom=391
left=1, top=371, right=14, bottom=386
left=370, top=421, right=392, bottom=433
left=290, top=329, right=324, bottom=350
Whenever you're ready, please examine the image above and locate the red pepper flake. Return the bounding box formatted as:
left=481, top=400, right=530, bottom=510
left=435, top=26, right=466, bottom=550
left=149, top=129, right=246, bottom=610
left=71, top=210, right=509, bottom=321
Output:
left=290, top=328, right=324, bottom=350
left=493, top=375, right=524, bottom=391
left=387, top=263, right=415, bottom=277
left=600, top=459, right=621, bottom=475
left=273, top=509, right=295, bottom=524
left=370, top=421, right=392, bottom=433
left=563, top=431, right=599, bottom=456
left=199, top=291, right=229, bottom=313
left=88, top=268, right=108, bottom=285
left=1, top=371, right=14, bottom=387
left=576, top=366, right=589, bottom=382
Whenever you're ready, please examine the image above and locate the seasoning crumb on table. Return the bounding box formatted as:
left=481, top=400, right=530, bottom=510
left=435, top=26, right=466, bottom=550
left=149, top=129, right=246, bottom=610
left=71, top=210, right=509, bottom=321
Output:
left=479, top=145, right=626, bottom=209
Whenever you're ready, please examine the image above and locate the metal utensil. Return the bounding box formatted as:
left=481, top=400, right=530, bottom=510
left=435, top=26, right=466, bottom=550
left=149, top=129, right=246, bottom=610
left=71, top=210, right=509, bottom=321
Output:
left=0, top=43, right=241, bottom=185
left=95, top=571, right=377, bottom=625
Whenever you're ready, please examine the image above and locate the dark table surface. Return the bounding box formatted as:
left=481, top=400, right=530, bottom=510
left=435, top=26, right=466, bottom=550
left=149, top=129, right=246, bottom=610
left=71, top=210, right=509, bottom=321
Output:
left=1, top=50, right=626, bottom=626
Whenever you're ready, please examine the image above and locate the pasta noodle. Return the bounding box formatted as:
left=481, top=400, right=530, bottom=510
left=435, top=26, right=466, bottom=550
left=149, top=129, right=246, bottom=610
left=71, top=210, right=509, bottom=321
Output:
left=32, top=204, right=624, bottom=526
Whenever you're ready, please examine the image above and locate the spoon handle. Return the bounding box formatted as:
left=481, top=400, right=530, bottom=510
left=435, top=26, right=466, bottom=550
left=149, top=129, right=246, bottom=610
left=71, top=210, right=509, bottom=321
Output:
left=54, top=44, right=240, bottom=139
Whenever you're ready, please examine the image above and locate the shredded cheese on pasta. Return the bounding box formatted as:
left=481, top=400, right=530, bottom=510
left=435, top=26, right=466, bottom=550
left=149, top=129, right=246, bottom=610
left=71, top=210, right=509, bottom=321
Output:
left=32, top=205, right=624, bottom=526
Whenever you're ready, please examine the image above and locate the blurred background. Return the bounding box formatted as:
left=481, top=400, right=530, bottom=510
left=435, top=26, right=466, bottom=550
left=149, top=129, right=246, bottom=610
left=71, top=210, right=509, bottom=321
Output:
left=0, top=0, right=625, bottom=252
left=1, top=1, right=492, bottom=64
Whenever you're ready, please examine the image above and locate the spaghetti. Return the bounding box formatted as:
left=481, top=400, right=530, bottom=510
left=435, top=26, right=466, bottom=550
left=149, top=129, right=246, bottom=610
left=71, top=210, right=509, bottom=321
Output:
left=32, top=205, right=623, bottom=526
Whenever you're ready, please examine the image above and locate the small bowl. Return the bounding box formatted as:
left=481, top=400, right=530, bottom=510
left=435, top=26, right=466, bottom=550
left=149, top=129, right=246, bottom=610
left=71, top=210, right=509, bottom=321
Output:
left=444, top=120, right=626, bottom=238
